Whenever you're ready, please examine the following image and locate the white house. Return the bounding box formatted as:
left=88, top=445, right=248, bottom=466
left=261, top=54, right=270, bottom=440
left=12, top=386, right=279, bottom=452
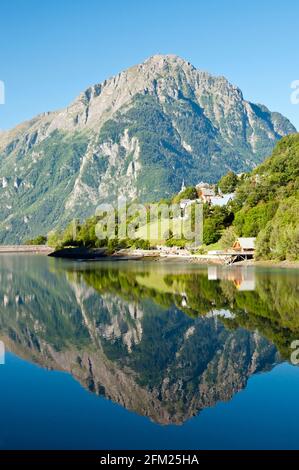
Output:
left=210, top=193, right=235, bottom=207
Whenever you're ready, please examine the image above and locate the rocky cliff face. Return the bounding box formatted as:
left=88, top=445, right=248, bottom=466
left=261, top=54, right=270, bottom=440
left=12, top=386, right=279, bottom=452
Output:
left=0, top=55, right=296, bottom=242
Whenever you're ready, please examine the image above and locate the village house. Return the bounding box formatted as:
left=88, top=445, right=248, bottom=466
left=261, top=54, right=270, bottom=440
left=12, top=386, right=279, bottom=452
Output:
left=180, top=180, right=235, bottom=207
left=209, top=193, right=235, bottom=207
left=194, top=182, right=215, bottom=203
left=233, top=238, right=256, bottom=253
left=196, top=181, right=211, bottom=189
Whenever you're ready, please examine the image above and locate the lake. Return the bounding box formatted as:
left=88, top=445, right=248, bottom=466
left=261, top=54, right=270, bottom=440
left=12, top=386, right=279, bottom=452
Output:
left=0, top=254, right=299, bottom=450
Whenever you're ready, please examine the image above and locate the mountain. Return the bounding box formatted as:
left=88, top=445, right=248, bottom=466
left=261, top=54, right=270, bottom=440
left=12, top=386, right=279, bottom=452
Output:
left=0, top=256, right=282, bottom=425
left=0, top=55, right=296, bottom=243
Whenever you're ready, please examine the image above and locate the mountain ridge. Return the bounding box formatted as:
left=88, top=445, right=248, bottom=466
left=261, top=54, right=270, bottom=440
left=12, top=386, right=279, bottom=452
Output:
left=0, top=54, right=296, bottom=243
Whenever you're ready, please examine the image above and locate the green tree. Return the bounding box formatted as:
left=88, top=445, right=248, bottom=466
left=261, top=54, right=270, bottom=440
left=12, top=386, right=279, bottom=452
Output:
left=219, top=171, right=238, bottom=194
left=219, top=227, right=237, bottom=249
left=172, top=186, right=198, bottom=203
left=25, top=235, right=47, bottom=245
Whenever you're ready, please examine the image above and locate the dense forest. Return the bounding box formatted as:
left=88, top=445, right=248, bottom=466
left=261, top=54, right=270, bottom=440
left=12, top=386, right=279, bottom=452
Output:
left=233, top=134, right=299, bottom=260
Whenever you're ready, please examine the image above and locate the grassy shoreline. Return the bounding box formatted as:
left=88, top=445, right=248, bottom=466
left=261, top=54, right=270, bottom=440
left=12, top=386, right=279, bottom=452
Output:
left=48, top=246, right=299, bottom=268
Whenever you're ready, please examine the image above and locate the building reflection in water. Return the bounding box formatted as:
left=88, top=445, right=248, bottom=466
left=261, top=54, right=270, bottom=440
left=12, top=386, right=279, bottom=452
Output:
left=208, top=266, right=256, bottom=291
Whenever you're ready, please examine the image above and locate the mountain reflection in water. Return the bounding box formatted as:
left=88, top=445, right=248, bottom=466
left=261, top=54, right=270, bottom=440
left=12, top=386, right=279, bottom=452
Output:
left=0, top=255, right=298, bottom=425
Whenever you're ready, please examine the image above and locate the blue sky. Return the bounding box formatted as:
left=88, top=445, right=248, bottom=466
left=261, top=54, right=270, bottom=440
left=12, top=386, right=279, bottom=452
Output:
left=0, top=0, right=298, bottom=130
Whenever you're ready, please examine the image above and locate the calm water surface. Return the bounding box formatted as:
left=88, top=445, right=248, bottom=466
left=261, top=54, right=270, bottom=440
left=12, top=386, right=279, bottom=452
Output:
left=0, top=254, right=299, bottom=449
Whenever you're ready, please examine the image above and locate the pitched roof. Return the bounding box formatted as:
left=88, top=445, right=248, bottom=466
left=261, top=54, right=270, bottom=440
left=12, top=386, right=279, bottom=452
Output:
left=201, top=188, right=215, bottom=196
left=236, top=238, right=256, bottom=249
left=210, top=193, right=235, bottom=207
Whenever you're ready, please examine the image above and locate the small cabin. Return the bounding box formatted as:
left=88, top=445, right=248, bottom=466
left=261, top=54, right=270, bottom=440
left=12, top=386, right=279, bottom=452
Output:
left=233, top=237, right=256, bottom=252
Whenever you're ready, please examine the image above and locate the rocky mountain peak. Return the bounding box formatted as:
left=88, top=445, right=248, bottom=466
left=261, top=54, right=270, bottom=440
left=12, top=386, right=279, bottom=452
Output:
left=0, top=56, right=296, bottom=243
left=63, top=54, right=245, bottom=131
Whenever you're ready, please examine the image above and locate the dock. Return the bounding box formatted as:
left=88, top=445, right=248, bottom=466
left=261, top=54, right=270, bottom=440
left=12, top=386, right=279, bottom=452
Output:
left=207, top=251, right=255, bottom=265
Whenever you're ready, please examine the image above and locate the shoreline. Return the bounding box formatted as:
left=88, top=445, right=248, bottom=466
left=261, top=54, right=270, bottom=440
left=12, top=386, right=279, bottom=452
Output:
left=150, top=256, right=299, bottom=268
left=0, top=245, right=53, bottom=254
left=234, top=259, right=299, bottom=269
left=1, top=246, right=299, bottom=269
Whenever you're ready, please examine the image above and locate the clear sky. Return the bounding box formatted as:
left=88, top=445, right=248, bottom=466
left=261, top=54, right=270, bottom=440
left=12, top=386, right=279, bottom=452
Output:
left=0, top=0, right=298, bottom=130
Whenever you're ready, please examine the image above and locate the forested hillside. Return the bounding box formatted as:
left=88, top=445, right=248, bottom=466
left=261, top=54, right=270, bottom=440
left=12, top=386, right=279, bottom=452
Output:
left=233, top=134, right=299, bottom=260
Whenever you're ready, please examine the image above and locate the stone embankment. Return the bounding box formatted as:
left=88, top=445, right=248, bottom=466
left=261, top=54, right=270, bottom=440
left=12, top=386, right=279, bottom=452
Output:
left=0, top=245, right=53, bottom=254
